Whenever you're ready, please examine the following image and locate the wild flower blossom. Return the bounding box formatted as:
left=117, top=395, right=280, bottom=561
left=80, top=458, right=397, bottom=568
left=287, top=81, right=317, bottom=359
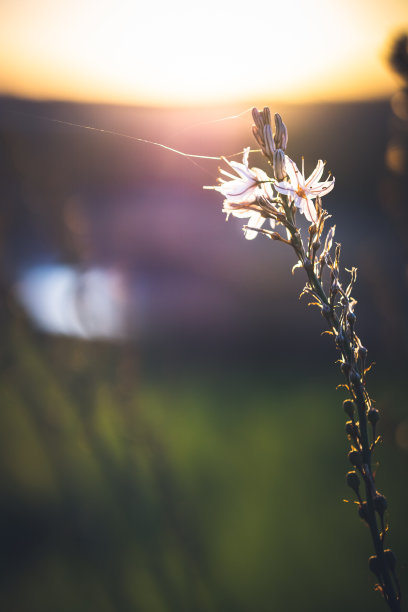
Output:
left=206, top=107, right=401, bottom=610
left=205, top=147, right=276, bottom=239
left=213, top=147, right=273, bottom=204
left=275, top=156, right=335, bottom=223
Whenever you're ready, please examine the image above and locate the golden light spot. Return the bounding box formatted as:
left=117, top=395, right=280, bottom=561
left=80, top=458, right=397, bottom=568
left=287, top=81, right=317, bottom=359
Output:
left=385, top=143, right=406, bottom=175
left=391, top=91, right=408, bottom=121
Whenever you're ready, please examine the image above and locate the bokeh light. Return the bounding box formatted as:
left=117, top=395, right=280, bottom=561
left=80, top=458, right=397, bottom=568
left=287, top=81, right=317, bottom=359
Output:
left=16, top=265, right=130, bottom=339
left=1, top=0, right=407, bottom=105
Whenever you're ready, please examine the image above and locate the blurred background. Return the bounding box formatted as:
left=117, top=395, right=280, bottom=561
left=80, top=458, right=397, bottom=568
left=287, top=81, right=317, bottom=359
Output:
left=1, top=1, right=408, bottom=610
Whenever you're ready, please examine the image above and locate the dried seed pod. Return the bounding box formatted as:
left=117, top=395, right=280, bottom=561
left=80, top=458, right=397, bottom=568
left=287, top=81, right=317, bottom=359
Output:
left=345, top=421, right=358, bottom=438
left=346, top=470, right=360, bottom=494
left=374, top=494, right=388, bottom=516
left=349, top=450, right=363, bottom=466
left=368, top=408, right=380, bottom=425
left=343, top=399, right=355, bottom=418
left=359, top=346, right=368, bottom=360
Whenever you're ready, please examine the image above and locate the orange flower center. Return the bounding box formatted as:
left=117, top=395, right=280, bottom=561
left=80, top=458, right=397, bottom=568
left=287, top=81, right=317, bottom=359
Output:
left=296, top=186, right=306, bottom=198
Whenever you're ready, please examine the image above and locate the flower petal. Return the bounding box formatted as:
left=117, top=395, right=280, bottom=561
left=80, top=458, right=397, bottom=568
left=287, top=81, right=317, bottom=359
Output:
left=309, top=179, right=335, bottom=196
left=217, top=180, right=257, bottom=202
left=293, top=194, right=305, bottom=211
left=305, top=159, right=325, bottom=186
left=244, top=212, right=264, bottom=240
left=242, top=147, right=250, bottom=167
left=275, top=181, right=296, bottom=196
left=302, top=196, right=318, bottom=223
left=284, top=156, right=304, bottom=189
left=219, top=168, right=239, bottom=180
left=221, top=152, right=254, bottom=181
left=228, top=159, right=255, bottom=181
left=252, top=168, right=274, bottom=198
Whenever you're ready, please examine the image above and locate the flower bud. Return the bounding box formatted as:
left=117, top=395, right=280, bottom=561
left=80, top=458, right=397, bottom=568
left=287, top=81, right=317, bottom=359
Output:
left=270, top=232, right=285, bottom=241
left=263, top=107, right=271, bottom=125
left=349, top=450, right=363, bottom=466
left=263, top=124, right=275, bottom=158
left=274, top=113, right=288, bottom=151
left=368, top=408, right=380, bottom=425
left=273, top=149, right=286, bottom=181
left=343, top=399, right=355, bottom=418
left=384, top=549, right=396, bottom=572
left=359, top=346, right=367, bottom=360
left=346, top=420, right=358, bottom=438
left=252, top=107, right=263, bottom=130
left=346, top=470, right=360, bottom=494
left=252, top=125, right=264, bottom=150
left=374, top=494, right=388, bottom=516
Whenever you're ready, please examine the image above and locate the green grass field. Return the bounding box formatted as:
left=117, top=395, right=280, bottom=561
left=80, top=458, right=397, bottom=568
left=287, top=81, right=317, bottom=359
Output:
left=1, top=305, right=407, bottom=612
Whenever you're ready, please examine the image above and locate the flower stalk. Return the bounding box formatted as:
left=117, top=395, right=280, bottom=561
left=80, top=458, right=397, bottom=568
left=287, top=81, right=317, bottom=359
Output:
left=205, top=107, right=401, bottom=610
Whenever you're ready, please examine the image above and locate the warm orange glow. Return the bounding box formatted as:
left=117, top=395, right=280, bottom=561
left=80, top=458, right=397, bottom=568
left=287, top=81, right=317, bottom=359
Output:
left=1, top=0, right=407, bottom=106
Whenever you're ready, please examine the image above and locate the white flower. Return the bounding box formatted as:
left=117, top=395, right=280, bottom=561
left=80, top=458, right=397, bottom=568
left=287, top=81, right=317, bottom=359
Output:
left=204, top=148, right=275, bottom=240
left=224, top=202, right=270, bottom=240
left=215, top=147, right=274, bottom=203
left=274, top=156, right=335, bottom=223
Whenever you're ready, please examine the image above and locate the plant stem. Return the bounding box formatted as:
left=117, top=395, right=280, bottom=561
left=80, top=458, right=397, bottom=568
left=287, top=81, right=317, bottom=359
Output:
left=289, top=221, right=401, bottom=611
left=353, top=381, right=401, bottom=612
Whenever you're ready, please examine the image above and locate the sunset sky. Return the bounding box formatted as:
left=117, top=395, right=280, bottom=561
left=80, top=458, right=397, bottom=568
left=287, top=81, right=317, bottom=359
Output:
left=1, top=0, right=407, bottom=106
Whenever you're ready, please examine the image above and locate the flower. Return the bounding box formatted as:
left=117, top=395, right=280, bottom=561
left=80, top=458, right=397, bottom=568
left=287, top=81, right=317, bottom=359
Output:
left=224, top=201, right=270, bottom=240
left=214, top=147, right=274, bottom=204
left=274, top=156, right=335, bottom=223
left=204, top=148, right=275, bottom=240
